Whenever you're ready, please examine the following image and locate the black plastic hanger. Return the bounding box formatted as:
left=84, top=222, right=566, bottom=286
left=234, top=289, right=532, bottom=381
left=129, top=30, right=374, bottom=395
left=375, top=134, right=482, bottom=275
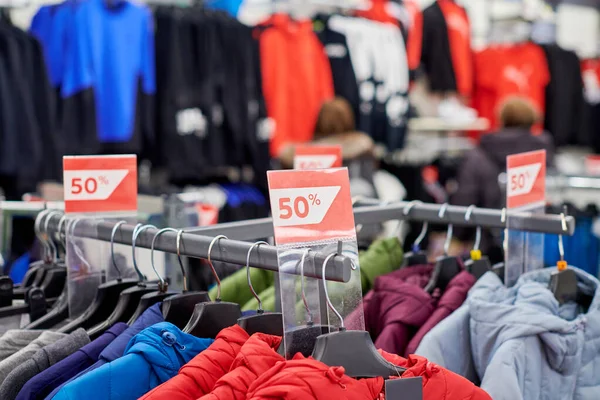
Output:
left=463, top=206, right=492, bottom=280
left=312, top=252, right=406, bottom=378
left=0, top=286, right=49, bottom=320
left=548, top=209, right=592, bottom=307
left=183, top=235, right=241, bottom=338
left=25, top=215, right=71, bottom=329
left=88, top=224, right=162, bottom=338
left=237, top=241, right=283, bottom=336
left=58, top=220, right=139, bottom=333
left=126, top=228, right=194, bottom=325
left=424, top=204, right=461, bottom=293
left=161, top=230, right=210, bottom=329
left=0, top=276, right=13, bottom=307
left=277, top=248, right=337, bottom=359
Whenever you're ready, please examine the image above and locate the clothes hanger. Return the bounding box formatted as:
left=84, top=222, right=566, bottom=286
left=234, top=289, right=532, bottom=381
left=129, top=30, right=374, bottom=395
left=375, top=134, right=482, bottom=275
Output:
left=15, top=209, right=54, bottom=297
left=36, top=211, right=67, bottom=298
left=126, top=228, right=180, bottom=325
left=25, top=215, right=71, bottom=329
left=424, top=203, right=461, bottom=293
left=278, top=248, right=336, bottom=359
left=463, top=205, right=492, bottom=280
left=237, top=241, right=283, bottom=336
left=549, top=208, right=593, bottom=308
left=58, top=220, right=139, bottom=333
left=161, top=230, right=211, bottom=328
left=401, top=201, right=429, bottom=267
left=183, top=235, right=242, bottom=338
left=87, top=224, right=163, bottom=338
left=312, top=251, right=406, bottom=378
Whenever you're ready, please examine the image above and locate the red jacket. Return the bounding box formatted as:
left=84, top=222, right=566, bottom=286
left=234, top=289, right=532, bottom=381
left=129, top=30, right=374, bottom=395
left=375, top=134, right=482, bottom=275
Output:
left=245, top=351, right=491, bottom=399
left=138, top=325, right=249, bottom=400
left=198, top=332, right=283, bottom=400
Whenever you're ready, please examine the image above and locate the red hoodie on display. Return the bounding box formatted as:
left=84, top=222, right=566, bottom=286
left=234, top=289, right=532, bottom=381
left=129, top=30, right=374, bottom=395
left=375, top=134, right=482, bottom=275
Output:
left=198, top=332, right=284, bottom=400
left=138, top=325, right=249, bottom=400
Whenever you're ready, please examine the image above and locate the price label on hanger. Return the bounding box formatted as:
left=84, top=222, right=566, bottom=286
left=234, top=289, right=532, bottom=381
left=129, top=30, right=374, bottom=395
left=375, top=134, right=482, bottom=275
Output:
left=506, top=150, right=546, bottom=209
left=63, top=155, right=137, bottom=214
left=267, top=168, right=355, bottom=245
left=293, top=145, right=342, bottom=170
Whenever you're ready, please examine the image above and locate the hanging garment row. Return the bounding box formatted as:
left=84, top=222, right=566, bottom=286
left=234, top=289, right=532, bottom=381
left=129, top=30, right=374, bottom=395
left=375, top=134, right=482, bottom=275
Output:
left=0, top=209, right=506, bottom=400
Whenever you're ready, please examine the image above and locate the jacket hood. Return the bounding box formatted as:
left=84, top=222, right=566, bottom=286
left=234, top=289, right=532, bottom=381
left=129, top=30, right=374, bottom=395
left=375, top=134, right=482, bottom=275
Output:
left=468, top=268, right=600, bottom=376
left=359, top=237, right=404, bottom=292
left=479, top=129, right=554, bottom=169
left=379, top=351, right=491, bottom=400
left=99, top=303, right=164, bottom=363
left=246, top=354, right=383, bottom=400
left=202, top=332, right=283, bottom=399
left=124, top=322, right=214, bottom=383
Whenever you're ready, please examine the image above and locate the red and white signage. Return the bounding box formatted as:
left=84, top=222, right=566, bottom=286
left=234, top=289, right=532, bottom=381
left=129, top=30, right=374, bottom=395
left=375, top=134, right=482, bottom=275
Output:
left=586, top=155, right=600, bottom=176
left=294, top=145, right=342, bottom=170
left=267, top=168, right=355, bottom=245
left=506, top=150, right=546, bottom=209
left=195, top=203, right=219, bottom=227
left=63, top=155, right=137, bottom=214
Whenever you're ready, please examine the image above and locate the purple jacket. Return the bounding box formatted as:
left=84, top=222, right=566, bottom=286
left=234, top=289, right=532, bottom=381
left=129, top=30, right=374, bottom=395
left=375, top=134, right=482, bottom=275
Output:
left=405, top=271, right=475, bottom=355
left=354, top=265, right=437, bottom=355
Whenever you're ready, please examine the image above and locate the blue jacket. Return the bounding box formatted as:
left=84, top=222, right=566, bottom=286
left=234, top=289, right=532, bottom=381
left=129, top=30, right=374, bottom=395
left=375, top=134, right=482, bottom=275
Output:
left=52, top=322, right=213, bottom=400
left=46, top=303, right=164, bottom=399
left=416, top=268, right=600, bottom=400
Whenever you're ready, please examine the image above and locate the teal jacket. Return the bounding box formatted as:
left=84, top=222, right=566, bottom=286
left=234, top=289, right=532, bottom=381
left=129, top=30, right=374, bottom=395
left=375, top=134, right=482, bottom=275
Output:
left=52, top=322, right=213, bottom=400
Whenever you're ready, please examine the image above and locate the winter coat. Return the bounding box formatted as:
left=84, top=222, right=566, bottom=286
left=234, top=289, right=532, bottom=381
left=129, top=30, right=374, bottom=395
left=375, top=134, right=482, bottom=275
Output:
left=245, top=351, right=491, bottom=399
left=346, top=265, right=437, bottom=355
left=199, top=332, right=283, bottom=400
left=52, top=323, right=213, bottom=400
left=405, top=270, right=475, bottom=355
left=416, top=268, right=600, bottom=400
left=139, top=325, right=249, bottom=400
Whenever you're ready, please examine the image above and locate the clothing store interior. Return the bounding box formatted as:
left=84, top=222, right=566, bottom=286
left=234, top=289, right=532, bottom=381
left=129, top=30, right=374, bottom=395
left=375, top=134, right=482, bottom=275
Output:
left=1, top=0, right=600, bottom=398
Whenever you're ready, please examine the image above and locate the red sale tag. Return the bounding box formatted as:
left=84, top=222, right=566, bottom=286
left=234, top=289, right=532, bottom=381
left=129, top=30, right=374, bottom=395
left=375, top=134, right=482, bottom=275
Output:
left=63, top=155, right=137, bottom=214
left=506, top=150, right=546, bottom=209
left=294, top=145, right=342, bottom=170
left=195, top=203, right=219, bottom=226
left=267, top=168, right=355, bottom=245
left=586, top=155, right=600, bottom=176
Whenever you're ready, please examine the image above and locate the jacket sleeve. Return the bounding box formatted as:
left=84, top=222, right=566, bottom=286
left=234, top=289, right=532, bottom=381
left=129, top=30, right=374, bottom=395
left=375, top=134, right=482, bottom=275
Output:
left=415, top=306, right=480, bottom=385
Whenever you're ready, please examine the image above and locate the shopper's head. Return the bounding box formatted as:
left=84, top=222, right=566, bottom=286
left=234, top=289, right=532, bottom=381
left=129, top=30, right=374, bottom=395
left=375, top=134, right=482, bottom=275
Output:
left=499, top=96, right=539, bottom=130
left=314, top=97, right=356, bottom=138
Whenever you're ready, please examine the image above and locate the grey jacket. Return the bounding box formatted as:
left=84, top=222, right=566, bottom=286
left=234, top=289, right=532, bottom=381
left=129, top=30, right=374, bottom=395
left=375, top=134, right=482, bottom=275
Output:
left=0, top=328, right=89, bottom=400
left=0, top=330, right=48, bottom=361
left=416, top=268, right=600, bottom=400
left=0, top=331, right=67, bottom=384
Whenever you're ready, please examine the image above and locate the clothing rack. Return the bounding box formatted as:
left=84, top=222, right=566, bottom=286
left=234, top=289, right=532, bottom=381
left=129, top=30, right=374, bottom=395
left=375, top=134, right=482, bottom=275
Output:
left=184, top=200, right=576, bottom=241
left=41, top=215, right=352, bottom=284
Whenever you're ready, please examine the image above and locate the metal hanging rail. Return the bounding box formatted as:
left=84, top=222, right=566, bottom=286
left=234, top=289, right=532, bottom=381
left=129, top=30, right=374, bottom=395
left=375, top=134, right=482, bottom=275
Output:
left=184, top=200, right=576, bottom=240
left=42, top=216, right=352, bottom=283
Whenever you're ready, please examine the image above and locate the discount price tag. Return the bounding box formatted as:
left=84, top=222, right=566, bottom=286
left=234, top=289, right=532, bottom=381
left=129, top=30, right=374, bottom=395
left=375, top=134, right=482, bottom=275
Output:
left=586, top=155, right=600, bottom=176
left=294, top=145, right=342, bottom=170
left=267, top=168, right=355, bottom=245
left=63, top=155, right=137, bottom=214
left=506, top=150, right=546, bottom=209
